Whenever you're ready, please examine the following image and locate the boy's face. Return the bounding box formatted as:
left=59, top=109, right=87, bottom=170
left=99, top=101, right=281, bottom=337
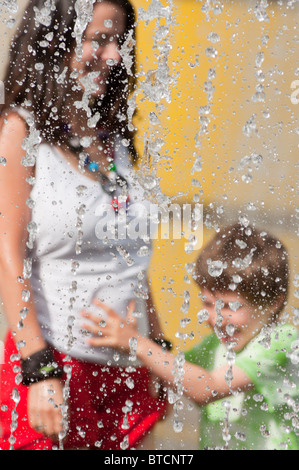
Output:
left=202, top=289, right=266, bottom=352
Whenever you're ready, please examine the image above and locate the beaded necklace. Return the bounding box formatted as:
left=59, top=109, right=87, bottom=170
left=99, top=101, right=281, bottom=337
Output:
left=61, top=123, right=129, bottom=212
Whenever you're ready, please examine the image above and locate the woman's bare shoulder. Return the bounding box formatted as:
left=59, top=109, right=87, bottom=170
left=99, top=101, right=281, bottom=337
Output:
left=0, top=110, right=34, bottom=180
left=0, top=110, right=28, bottom=138
left=0, top=110, right=29, bottom=166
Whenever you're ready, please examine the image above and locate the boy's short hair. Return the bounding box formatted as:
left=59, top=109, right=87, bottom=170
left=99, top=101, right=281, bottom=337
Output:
left=194, top=224, right=289, bottom=319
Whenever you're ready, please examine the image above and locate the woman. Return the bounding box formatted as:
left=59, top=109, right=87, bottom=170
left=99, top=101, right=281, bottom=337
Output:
left=0, top=0, right=166, bottom=450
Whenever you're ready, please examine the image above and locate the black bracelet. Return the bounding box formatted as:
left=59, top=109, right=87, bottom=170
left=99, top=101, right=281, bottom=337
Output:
left=20, top=347, right=64, bottom=386
left=153, top=338, right=173, bottom=351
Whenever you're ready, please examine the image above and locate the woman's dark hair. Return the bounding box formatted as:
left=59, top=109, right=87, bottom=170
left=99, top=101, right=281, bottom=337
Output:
left=194, top=224, right=289, bottom=320
left=0, top=0, right=138, bottom=161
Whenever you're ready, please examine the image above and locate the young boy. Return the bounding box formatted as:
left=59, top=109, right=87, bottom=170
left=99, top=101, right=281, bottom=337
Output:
left=82, top=224, right=299, bottom=450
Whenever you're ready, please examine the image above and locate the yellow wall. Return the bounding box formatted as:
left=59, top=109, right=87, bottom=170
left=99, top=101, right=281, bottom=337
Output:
left=131, top=0, right=298, bottom=350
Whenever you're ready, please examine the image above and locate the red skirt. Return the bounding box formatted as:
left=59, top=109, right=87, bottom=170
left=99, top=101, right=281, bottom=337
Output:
left=0, top=333, right=166, bottom=450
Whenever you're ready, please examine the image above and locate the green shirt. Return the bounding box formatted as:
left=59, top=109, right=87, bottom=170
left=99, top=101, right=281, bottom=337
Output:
left=185, top=323, right=299, bottom=450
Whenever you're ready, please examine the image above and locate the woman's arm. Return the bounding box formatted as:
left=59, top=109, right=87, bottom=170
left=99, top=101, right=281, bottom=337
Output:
left=0, top=113, right=47, bottom=357
left=82, top=300, right=253, bottom=406
left=0, top=113, right=64, bottom=437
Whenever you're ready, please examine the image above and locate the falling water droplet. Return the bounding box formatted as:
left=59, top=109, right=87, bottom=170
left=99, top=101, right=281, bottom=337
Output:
left=213, top=3, right=223, bottom=15
left=255, top=51, right=265, bottom=67
left=173, top=419, right=184, bottom=433
left=143, top=175, right=157, bottom=190
left=241, top=173, right=253, bottom=184
left=205, top=47, right=218, bottom=58
left=207, top=32, right=220, bottom=43
left=21, top=289, right=30, bottom=302
left=23, top=258, right=32, bottom=280
left=1, top=0, right=18, bottom=14
left=34, top=62, right=44, bottom=71
left=226, top=324, right=235, bottom=337
left=116, top=245, right=135, bottom=266
left=197, top=308, right=209, bottom=324
left=120, top=435, right=129, bottom=450
left=71, top=261, right=80, bottom=274
left=137, top=246, right=149, bottom=257
left=229, top=300, right=242, bottom=311
left=129, top=337, right=137, bottom=362
left=235, top=432, right=247, bottom=442
left=104, top=19, right=113, bottom=28
left=207, top=259, right=227, bottom=277
left=180, top=317, right=191, bottom=328
left=125, top=377, right=135, bottom=390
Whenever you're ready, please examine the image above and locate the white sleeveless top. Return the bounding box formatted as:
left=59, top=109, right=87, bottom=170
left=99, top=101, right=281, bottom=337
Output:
left=17, top=108, right=153, bottom=366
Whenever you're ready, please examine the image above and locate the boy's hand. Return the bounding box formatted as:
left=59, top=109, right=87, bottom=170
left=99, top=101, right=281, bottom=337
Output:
left=81, top=299, right=138, bottom=351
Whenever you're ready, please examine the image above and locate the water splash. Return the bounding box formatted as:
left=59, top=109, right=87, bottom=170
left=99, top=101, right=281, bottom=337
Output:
left=118, top=29, right=136, bottom=77
left=0, top=0, right=18, bottom=14
left=253, top=0, right=270, bottom=23
left=26, top=221, right=38, bottom=250
left=136, top=139, right=170, bottom=206
left=221, top=400, right=232, bottom=449
left=8, top=388, right=20, bottom=450
left=242, top=113, right=258, bottom=138
left=74, top=72, right=101, bottom=118
left=21, top=114, right=42, bottom=168
left=134, top=269, right=149, bottom=300
left=197, top=308, right=209, bottom=325
left=201, top=0, right=223, bottom=22
left=17, top=308, right=29, bottom=331
left=134, top=0, right=176, bottom=203
left=21, top=289, right=30, bottom=303
left=59, top=363, right=72, bottom=450
left=169, top=351, right=185, bottom=434
left=33, top=0, right=55, bottom=27
left=74, top=0, right=96, bottom=61
left=75, top=204, right=86, bottom=255
left=192, top=8, right=220, bottom=210
left=116, top=245, right=135, bottom=267
left=180, top=290, right=190, bottom=315
left=128, top=337, right=138, bottom=362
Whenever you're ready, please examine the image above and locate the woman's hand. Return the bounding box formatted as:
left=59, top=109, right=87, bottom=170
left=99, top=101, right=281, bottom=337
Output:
left=81, top=299, right=139, bottom=351
left=27, top=378, right=65, bottom=439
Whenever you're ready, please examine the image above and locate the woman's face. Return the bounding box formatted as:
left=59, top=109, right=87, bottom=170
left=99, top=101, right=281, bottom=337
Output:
left=69, top=2, right=126, bottom=97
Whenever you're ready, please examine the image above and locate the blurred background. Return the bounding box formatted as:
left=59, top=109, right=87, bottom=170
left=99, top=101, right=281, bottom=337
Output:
left=0, top=0, right=298, bottom=449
